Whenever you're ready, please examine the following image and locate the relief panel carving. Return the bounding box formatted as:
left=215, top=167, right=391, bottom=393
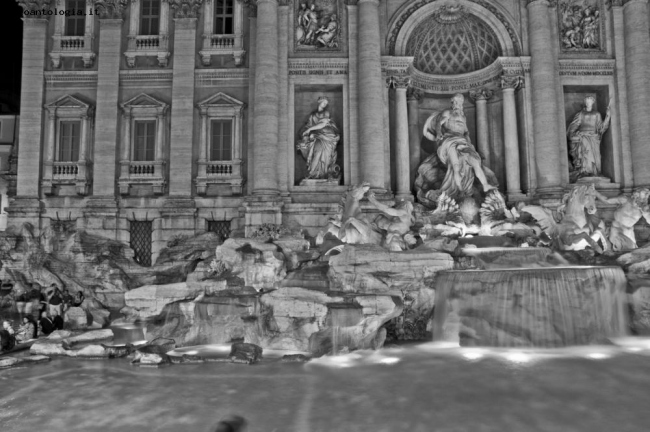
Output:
left=558, top=0, right=605, bottom=53
left=294, top=0, right=341, bottom=52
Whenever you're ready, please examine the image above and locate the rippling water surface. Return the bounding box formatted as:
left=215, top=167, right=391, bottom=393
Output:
left=3, top=340, right=650, bottom=432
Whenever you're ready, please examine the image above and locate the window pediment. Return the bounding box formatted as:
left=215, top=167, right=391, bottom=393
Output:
left=121, top=93, right=169, bottom=116
left=45, top=95, right=94, bottom=117
left=197, top=92, right=245, bottom=116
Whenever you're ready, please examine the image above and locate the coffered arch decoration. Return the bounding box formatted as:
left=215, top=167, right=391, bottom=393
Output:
left=388, top=0, right=521, bottom=58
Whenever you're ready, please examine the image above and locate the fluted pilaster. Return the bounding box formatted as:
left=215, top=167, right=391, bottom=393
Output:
left=407, top=87, right=422, bottom=187
left=388, top=76, right=412, bottom=200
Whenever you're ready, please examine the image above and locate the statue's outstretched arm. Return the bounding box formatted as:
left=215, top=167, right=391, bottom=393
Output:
left=368, top=193, right=402, bottom=217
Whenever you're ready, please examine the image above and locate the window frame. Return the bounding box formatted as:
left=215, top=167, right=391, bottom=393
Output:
left=139, top=0, right=161, bottom=36
left=210, top=119, right=234, bottom=162
left=57, top=120, right=82, bottom=162
left=132, top=119, right=157, bottom=162
left=64, top=0, right=86, bottom=37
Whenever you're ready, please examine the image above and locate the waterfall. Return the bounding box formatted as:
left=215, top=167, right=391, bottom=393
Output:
left=432, top=266, right=628, bottom=347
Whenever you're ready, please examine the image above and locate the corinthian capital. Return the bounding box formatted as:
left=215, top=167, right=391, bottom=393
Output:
left=407, top=87, right=423, bottom=101
left=469, top=88, right=494, bottom=101
left=95, top=0, right=128, bottom=19
left=386, top=76, right=411, bottom=89
left=170, top=0, right=204, bottom=18
left=16, top=0, right=52, bottom=17
left=500, top=75, right=523, bottom=90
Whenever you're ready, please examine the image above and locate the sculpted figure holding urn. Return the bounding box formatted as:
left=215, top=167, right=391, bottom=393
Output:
left=567, top=96, right=611, bottom=181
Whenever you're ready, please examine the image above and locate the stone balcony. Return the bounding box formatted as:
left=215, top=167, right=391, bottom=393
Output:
left=42, top=161, right=92, bottom=196
left=199, top=34, right=245, bottom=66
left=195, top=159, right=244, bottom=196
left=118, top=160, right=166, bottom=196
left=50, top=35, right=95, bottom=68
left=125, top=35, right=170, bottom=68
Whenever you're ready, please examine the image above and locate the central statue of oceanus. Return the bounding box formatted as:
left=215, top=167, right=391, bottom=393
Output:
left=414, top=93, right=499, bottom=209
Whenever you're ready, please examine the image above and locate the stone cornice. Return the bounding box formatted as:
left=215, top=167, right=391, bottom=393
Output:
left=45, top=71, right=98, bottom=88
left=95, top=0, right=128, bottom=19
left=469, top=88, right=494, bottom=101
left=120, top=69, right=174, bottom=86
left=169, top=0, right=204, bottom=18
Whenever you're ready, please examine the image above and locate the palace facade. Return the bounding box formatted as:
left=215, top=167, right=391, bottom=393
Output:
left=9, top=0, right=650, bottom=264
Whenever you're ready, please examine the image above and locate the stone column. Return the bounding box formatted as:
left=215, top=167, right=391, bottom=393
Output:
left=623, top=0, right=650, bottom=186
left=469, top=88, right=492, bottom=168
left=388, top=76, right=412, bottom=200
left=357, top=0, right=386, bottom=192
left=407, top=88, right=422, bottom=187
left=526, top=0, right=563, bottom=196
left=251, top=0, right=279, bottom=196
left=45, top=113, right=56, bottom=166
left=168, top=1, right=202, bottom=196
left=245, top=2, right=257, bottom=195
left=501, top=76, right=524, bottom=200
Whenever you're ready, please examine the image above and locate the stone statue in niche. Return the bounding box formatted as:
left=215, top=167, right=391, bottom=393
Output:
left=415, top=93, right=498, bottom=210
left=295, top=0, right=340, bottom=50
left=567, top=96, right=611, bottom=182
left=559, top=0, right=601, bottom=51
left=296, top=96, right=341, bottom=185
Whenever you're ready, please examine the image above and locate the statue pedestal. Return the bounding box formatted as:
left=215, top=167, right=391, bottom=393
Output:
left=299, top=178, right=340, bottom=187
left=576, top=176, right=621, bottom=197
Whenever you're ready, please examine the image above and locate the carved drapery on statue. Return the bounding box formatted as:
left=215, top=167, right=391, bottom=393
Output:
left=414, top=93, right=498, bottom=209
left=567, top=96, right=611, bottom=182
left=295, top=0, right=341, bottom=51
left=559, top=0, right=603, bottom=52
left=296, top=96, right=341, bottom=184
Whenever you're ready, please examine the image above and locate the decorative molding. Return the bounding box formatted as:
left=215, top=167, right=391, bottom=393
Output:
left=558, top=59, right=615, bottom=76
left=169, top=0, right=204, bottom=18
left=469, top=88, right=494, bottom=101
left=387, top=0, right=522, bottom=57
left=409, top=57, right=501, bottom=93
left=381, top=56, right=413, bottom=76
left=94, top=0, right=128, bottom=19
left=195, top=68, right=250, bottom=86
left=17, top=0, right=52, bottom=16
left=387, top=76, right=411, bottom=89
left=45, top=71, right=98, bottom=88
left=500, top=75, right=523, bottom=90
left=288, top=58, right=349, bottom=76
left=119, top=70, right=174, bottom=86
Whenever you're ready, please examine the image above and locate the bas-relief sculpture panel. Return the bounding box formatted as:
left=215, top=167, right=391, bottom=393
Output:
left=559, top=0, right=604, bottom=52
left=295, top=0, right=341, bottom=51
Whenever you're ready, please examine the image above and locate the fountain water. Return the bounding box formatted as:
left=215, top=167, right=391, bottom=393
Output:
left=432, top=265, right=628, bottom=347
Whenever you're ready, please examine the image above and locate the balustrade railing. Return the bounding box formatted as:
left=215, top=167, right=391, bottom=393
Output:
left=135, top=35, right=161, bottom=50
left=53, top=162, right=79, bottom=177
left=206, top=161, right=233, bottom=176
left=60, top=36, right=85, bottom=50
left=130, top=162, right=156, bottom=176
left=210, top=35, right=235, bottom=49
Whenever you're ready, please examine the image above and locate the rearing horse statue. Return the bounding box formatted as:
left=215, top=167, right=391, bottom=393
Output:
left=523, top=184, right=608, bottom=253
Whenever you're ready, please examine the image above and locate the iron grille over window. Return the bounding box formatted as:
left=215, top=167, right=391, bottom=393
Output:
left=134, top=120, right=156, bottom=161
left=65, top=0, right=86, bottom=36
left=207, top=220, right=231, bottom=242
left=210, top=120, right=232, bottom=161
left=214, top=0, right=234, bottom=35
left=140, top=0, right=161, bottom=36
left=131, top=221, right=153, bottom=267
left=58, top=121, right=81, bottom=162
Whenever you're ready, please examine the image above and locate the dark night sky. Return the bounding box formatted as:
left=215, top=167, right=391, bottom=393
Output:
left=0, top=1, right=24, bottom=111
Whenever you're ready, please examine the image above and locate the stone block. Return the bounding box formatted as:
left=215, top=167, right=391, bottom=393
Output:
left=65, top=307, right=90, bottom=329
left=123, top=282, right=204, bottom=319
